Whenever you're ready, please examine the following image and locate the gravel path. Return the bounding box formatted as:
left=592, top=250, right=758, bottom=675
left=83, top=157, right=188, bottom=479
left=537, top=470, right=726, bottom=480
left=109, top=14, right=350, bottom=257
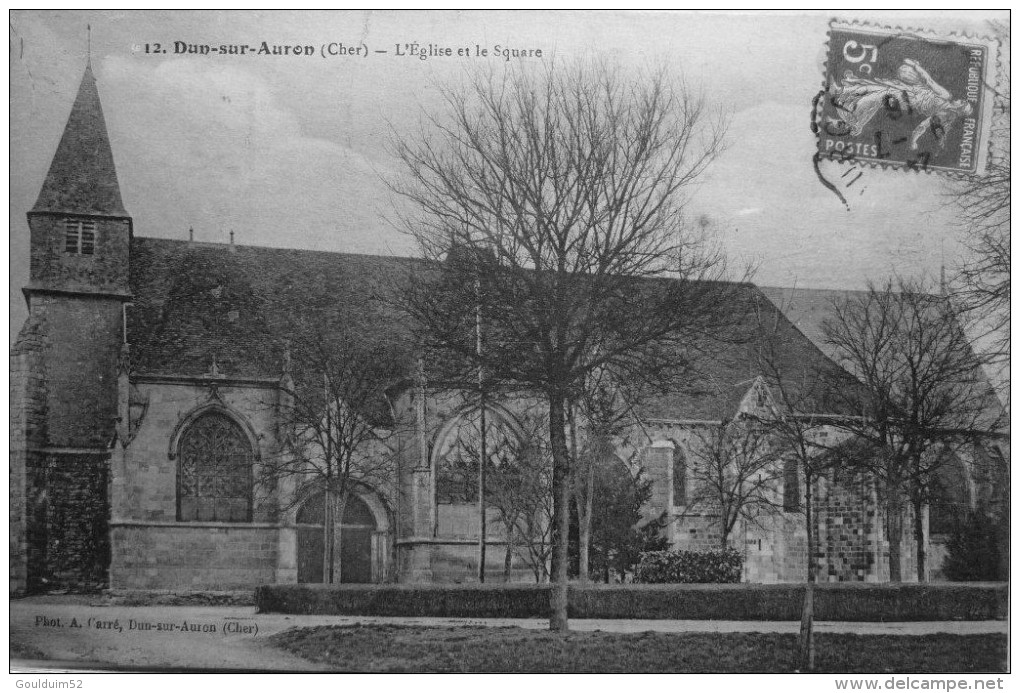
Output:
left=10, top=598, right=1007, bottom=672
left=11, top=601, right=326, bottom=671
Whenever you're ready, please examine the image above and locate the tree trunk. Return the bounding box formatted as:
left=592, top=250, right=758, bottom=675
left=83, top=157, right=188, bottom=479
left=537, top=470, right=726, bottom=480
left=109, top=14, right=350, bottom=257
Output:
left=548, top=392, right=571, bottom=632
left=887, top=485, right=904, bottom=582
left=335, top=493, right=348, bottom=583
left=504, top=540, right=513, bottom=581
left=578, top=494, right=591, bottom=583
left=800, top=580, right=815, bottom=671
left=799, top=470, right=816, bottom=673
left=478, top=401, right=487, bottom=583
left=477, top=284, right=487, bottom=583
left=323, top=489, right=334, bottom=584
left=912, top=493, right=927, bottom=583
left=504, top=519, right=515, bottom=581
left=582, top=443, right=595, bottom=582
left=570, top=411, right=592, bottom=584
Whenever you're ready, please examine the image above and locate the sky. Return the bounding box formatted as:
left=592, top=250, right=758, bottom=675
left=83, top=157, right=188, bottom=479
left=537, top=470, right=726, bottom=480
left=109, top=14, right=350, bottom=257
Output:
left=8, top=10, right=1007, bottom=338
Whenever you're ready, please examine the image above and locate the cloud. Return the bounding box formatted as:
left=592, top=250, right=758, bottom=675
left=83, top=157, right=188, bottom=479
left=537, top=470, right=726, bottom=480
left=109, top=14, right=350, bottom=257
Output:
left=99, top=56, right=411, bottom=255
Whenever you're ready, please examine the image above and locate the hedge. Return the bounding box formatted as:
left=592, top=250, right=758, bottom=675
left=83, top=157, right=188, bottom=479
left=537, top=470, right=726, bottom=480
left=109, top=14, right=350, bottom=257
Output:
left=255, top=582, right=1007, bottom=621
left=255, top=583, right=551, bottom=618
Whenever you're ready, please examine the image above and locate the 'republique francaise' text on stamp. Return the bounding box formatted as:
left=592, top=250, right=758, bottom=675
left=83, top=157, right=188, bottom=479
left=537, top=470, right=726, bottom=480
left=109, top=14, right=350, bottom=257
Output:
left=818, top=20, right=998, bottom=175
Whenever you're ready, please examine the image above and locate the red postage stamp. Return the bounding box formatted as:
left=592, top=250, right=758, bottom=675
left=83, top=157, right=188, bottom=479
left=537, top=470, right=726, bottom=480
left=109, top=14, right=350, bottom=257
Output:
left=818, top=20, right=1000, bottom=175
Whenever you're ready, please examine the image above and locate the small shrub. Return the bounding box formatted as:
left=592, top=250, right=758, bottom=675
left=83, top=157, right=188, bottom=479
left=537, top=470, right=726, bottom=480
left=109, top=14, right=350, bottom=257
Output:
left=634, top=548, right=743, bottom=583
left=107, top=590, right=255, bottom=607
left=944, top=510, right=1006, bottom=582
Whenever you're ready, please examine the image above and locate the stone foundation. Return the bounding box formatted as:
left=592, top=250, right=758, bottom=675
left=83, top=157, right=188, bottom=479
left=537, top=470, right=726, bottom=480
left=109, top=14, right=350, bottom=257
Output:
left=26, top=453, right=110, bottom=592
left=397, top=539, right=537, bottom=583
left=110, top=523, right=279, bottom=590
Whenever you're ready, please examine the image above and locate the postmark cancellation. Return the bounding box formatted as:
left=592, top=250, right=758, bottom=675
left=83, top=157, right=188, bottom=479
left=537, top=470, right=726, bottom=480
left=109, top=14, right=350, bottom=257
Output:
left=818, top=20, right=1000, bottom=175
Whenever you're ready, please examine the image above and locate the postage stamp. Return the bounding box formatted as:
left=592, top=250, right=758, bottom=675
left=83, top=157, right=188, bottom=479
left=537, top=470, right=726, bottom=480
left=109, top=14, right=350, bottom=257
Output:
left=817, top=20, right=999, bottom=175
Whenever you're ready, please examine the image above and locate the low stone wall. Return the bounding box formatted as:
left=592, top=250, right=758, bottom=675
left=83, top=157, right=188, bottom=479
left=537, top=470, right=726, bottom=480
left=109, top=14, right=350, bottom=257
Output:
left=110, top=523, right=279, bottom=590
left=396, top=539, right=538, bottom=583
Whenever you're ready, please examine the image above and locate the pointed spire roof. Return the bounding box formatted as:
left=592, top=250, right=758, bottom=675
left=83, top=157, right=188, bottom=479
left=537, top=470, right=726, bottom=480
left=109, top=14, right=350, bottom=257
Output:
left=31, top=62, right=128, bottom=217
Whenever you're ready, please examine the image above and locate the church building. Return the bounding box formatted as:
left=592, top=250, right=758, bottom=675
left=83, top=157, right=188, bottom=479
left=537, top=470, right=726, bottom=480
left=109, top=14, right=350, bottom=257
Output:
left=10, top=64, right=1004, bottom=594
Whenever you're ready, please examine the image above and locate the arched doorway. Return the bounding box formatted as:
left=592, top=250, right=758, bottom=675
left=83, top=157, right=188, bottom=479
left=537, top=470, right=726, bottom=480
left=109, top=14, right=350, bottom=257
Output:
left=296, top=491, right=379, bottom=583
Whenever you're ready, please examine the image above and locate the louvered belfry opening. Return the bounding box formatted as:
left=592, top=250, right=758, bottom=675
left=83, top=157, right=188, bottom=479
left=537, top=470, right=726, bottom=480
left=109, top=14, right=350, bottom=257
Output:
left=63, top=218, right=96, bottom=255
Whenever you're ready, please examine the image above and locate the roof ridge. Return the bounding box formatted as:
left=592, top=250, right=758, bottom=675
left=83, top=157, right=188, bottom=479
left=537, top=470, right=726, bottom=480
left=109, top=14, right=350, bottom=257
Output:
left=133, top=236, right=764, bottom=290
left=132, top=235, right=423, bottom=264
left=759, top=285, right=861, bottom=294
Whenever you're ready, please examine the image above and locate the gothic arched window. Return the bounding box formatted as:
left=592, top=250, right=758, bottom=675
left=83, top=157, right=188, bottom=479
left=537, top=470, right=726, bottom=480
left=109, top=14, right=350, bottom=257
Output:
left=434, top=406, right=519, bottom=504
left=177, top=412, right=253, bottom=522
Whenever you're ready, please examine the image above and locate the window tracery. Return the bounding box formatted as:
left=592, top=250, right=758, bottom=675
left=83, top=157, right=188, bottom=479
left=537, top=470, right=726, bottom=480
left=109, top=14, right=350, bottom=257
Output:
left=177, top=411, right=253, bottom=522
left=435, top=406, right=519, bottom=504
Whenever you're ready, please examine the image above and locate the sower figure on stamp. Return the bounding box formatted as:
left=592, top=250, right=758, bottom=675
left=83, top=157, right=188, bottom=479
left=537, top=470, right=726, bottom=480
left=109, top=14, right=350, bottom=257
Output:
left=828, top=58, right=974, bottom=150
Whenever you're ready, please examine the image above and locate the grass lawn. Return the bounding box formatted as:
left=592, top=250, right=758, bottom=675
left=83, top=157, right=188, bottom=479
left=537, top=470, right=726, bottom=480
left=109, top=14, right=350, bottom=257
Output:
left=270, top=624, right=1007, bottom=673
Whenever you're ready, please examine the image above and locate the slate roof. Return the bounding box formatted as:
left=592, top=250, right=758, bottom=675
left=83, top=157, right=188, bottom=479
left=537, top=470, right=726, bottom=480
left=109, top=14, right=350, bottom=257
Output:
left=635, top=282, right=857, bottom=421
left=31, top=64, right=127, bottom=217
left=760, top=286, right=1007, bottom=432
left=758, top=287, right=866, bottom=364
left=127, top=237, right=855, bottom=422
left=128, top=237, right=417, bottom=379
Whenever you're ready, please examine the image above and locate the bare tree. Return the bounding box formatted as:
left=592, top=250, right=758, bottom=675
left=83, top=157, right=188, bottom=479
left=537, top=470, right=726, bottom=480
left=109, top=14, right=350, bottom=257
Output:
left=487, top=414, right=555, bottom=583
left=683, top=418, right=780, bottom=549
left=391, top=59, right=733, bottom=630
left=749, top=292, right=857, bottom=672
left=263, top=318, right=406, bottom=583
left=437, top=401, right=551, bottom=582
left=822, top=278, right=1002, bottom=583
left=569, top=367, right=646, bottom=582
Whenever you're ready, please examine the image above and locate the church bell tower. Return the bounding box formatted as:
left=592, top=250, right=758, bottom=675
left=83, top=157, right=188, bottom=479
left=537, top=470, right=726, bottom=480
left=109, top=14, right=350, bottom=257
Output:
left=12, top=58, right=131, bottom=594
left=25, top=60, right=132, bottom=448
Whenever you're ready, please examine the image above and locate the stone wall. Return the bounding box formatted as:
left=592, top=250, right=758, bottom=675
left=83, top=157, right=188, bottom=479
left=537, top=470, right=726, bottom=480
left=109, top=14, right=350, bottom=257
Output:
left=110, top=524, right=278, bottom=589
left=29, top=295, right=123, bottom=448
left=870, top=493, right=919, bottom=583
left=9, top=441, right=27, bottom=594
left=744, top=511, right=807, bottom=583
left=396, top=539, right=536, bottom=584
left=25, top=453, right=111, bottom=592
left=375, top=390, right=933, bottom=586
left=819, top=471, right=879, bottom=582
left=25, top=456, right=48, bottom=593
left=29, top=215, right=132, bottom=295
left=628, top=421, right=921, bottom=584
left=110, top=379, right=284, bottom=588
left=673, top=514, right=729, bottom=552
left=113, top=379, right=281, bottom=523
left=110, top=377, right=399, bottom=589
left=9, top=318, right=47, bottom=594
left=640, top=445, right=671, bottom=525
left=431, top=504, right=537, bottom=582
